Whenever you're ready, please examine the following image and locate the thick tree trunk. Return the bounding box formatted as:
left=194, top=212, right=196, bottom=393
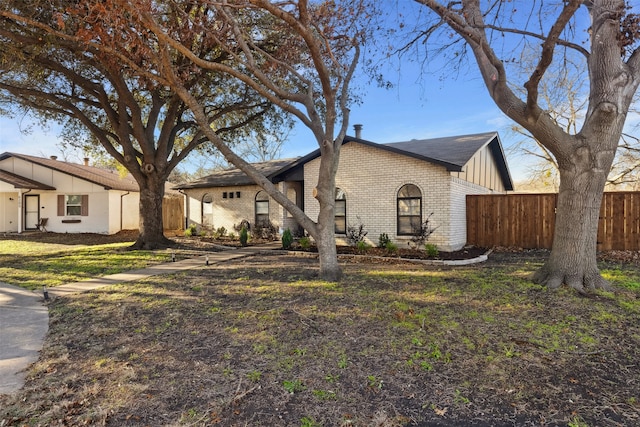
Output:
left=316, top=206, right=341, bottom=282
left=532, top=150, right=613, bottom=292
left=313, top=142, right=342, bottom=282
left=131, top=176, right=172, bottom=250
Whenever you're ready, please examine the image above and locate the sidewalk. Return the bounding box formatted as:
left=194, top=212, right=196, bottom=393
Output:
left=0, top=242, right=282, bottom=395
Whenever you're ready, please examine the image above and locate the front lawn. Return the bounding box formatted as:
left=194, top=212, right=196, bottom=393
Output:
left=0, top=237, right=170, bottom=290
left=1, top=253, right=639, bottom=426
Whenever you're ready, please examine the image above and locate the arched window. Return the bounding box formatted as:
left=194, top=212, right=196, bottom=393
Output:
left=397, top=184, right=422, bottom=235
left=335, top=187, right=346, bottom=234
left=201, top=193, right=213, bottom=227
left=255, top=191, right=270, bottom=226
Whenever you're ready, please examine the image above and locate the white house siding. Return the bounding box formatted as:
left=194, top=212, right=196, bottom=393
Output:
left=108, top=191, right=140, bottom=233
left=452, top=144, right=506, bottom=192
left=0, top=157, right=138, bottom=234
left=303, top=142, right=457, bottom=250
left=0, top=187, right=19, bottom=232
left=183, top=184, right=285, bottom=234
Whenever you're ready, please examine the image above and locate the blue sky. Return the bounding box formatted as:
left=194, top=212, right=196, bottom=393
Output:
left=0, top=0, right=566, bottom=185
left=0, top=63, right=530, bottom=180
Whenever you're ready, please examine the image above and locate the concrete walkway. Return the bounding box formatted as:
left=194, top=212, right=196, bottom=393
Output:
left=0, top=283, right=49, bottom=395
left=0, top=242, right=282, bottom=395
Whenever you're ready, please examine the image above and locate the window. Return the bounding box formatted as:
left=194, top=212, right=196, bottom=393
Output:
left=255, top=191, right=269, bottom=226
left=397, top=184, right=422, bottom=235
left=66, top=195, right=82, bottom=216
left=201, top=193, right=213, bottom=227
left=58, top=194, right=88, bottom=217
left=335, top=187, right=346, bottom=234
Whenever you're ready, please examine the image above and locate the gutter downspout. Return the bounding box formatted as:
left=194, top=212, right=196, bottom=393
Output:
left=18, top=189, right=31, bottom=234
left=120, top=192, right=130, bottom=232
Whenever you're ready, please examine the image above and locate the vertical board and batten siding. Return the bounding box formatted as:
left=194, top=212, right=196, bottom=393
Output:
left=467, top=192, right=640, bottom=250
left=162, top=196, right=184, bottom=231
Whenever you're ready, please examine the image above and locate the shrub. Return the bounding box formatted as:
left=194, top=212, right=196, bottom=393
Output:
left=184, top=223, right=198, bottom=237
left=282, top=228, right=293, bottom=250
left=410, top=213, right=438, bottom=248
left=233, top=220, right=251, bottom=233
left=385, top=241, right=398, bottom=254
left=215, top=226, right=227, bottom=238
left=425, top=243, right=439, bottom=257
left=346, top=217, right=368, bottom=247
left=254, top=220, right=278, bottom=240
left=299, top=236, right=311, bottom=250
left=356, top=240, right=370, bottom=253
left=378, top=233, right=391, bottom=248
left=240, top=226, right=249, bottom=247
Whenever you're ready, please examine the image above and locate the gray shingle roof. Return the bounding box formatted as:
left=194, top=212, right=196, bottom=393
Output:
left=0, top=152, right=140, bottom=192
left=383, top=132, right=498, bottom=169
left=174, top=158, right=300, bottom=190
left=174, top=131, right=513, bottom=191
left=0, top=169, right=56, bottom=190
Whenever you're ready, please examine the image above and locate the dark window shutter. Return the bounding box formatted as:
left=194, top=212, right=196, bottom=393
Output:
left=57, top=195, right=64, bottom=216
left=81, top=195, right=89, bottom=216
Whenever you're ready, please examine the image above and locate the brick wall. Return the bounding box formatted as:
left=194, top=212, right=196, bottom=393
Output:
left=183, top=184, right=284, bottom=234
left=304, top=142, right=462, bottom=250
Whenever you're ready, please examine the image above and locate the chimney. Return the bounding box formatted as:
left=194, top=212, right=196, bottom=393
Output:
left=83, top=157, right=89, bottom=166
left=353, top=124, right=363, bottom=139
left=50, top=155, right=57, bottom=161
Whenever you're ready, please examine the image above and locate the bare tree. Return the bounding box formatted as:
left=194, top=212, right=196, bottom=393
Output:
left=412, top=0, right=640, bottom=292
left=116, top=0, right=377, bottom=280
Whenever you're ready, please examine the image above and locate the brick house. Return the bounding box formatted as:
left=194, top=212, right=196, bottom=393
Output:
left=175, top=130, right=513, bottom=251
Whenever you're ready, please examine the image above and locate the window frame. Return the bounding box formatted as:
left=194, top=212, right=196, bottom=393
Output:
left=255, top=191, right=270, bottom=226
left=396, top=184, right=422, bottom=236
left=334, top=187, right=346, bottom=234
left=201, top=193, right=213, bottom=226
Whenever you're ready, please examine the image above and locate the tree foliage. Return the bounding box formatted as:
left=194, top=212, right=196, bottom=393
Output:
left=0, top=0, right=283, bottom=248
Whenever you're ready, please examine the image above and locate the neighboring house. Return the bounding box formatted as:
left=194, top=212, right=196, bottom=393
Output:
left=175, top=131, right=514, bottom=251
left=0, top=152, right=141, bottom=234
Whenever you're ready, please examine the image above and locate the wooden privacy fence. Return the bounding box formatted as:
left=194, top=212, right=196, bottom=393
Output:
left=163, top=196, right=184, bottom=231
left=466, top=192, right=640, bottom=251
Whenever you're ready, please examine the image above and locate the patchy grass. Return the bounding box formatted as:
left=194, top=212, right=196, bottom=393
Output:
left=1, top=254, right=639, bottom=426
left=0, top=239, right=170, bottom=290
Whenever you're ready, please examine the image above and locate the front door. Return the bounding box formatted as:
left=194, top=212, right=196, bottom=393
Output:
left=24, top=194, right=40, bottom=230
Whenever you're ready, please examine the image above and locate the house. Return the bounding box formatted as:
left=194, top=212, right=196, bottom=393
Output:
left=0, top=152, right=142, bottom=234
left=175, top=130, right=514, bottom=251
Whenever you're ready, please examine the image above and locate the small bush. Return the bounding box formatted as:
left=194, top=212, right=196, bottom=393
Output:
left=409, top=213, right=438, bottom=248
left=240, top=226, right=249, bottom=246
left=228, top=232, right=237, bottom=240
left=254, top=220, right=278, bottom=240
left=282, top=228, right=293, bottom=249
left=233, top=220, right=251, bottom=233
left=346, top=217, right=368, bottom=247
left=385, top=241, right=398, bottom=254
left=425, top=243, right=439, bottom=257
left=299, top=236, right=311, bottom=250
left=378, top=233, right=391, bottom=248
left=215, top=226, right=227, bottom=238
left=356, top=240, right=370, bottom=253
left=184, top=223, right=198, bottom=237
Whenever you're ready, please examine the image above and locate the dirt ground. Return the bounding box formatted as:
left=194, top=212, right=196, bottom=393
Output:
left=1, top=232, right=639, bottom=426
